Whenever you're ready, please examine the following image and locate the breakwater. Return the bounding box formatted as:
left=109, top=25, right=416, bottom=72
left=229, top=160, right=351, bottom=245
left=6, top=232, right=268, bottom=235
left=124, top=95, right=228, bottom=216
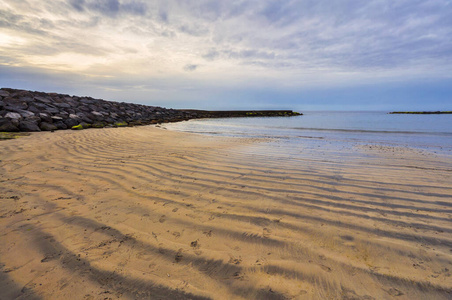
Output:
left=389, top=111, right=452, bottom=114
left=0, top=88, right=301, bottom=132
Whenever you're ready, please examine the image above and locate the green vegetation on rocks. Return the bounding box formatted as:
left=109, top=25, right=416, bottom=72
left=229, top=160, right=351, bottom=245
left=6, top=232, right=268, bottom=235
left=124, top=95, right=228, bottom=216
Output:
left=71, top=125, right=84, bottom=130
left=0, top=132, right=30, bottom=140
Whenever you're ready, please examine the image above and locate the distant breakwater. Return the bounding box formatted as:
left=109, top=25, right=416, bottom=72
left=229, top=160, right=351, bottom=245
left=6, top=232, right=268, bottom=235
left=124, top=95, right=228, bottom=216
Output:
left=389, top=111, right=452, bottom=114
left=0, top=88, right=301, bottom=132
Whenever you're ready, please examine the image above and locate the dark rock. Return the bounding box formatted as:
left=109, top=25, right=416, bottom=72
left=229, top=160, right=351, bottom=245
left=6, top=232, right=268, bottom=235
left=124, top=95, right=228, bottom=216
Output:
left=80, top=115, right=94, bottom=123
left=34, top=96, right=52, bottom=103
left=54, top=102, right=71, bottom=109
left=91, top=111, right=104, bottom=118
left=0, top=100, right=5, bottom=109
left=39, top=113, right=52, bottom=123
left=80, top=98, right=94, bottom=104
left=24, top=116, right=41, bottom=123
left=0, top=90, right=10, bottom=97
left=0, top=119, right=19, bottom=132
left=44, top=106, right=60, bottom=114
left=19, top=120, right=41, bottom=132
left=34, top=102, right=49, bottom=109
left=39, top=122, right=57, bottom=131
left=3, top=99, right=28, bottom=110
left=18, top=110, right=35, bottom=118
left=54, top=121, right=67, bottom=130
left=19, top=97, right=34, bottom=103
left=64, top=118, right=79, bottom=128
left=27, top=105, right=41, bottom=114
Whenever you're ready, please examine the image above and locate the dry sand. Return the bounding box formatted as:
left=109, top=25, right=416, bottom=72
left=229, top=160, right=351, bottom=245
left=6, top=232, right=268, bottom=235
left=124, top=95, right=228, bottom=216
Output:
left=0, top=126, right=451, bottom=299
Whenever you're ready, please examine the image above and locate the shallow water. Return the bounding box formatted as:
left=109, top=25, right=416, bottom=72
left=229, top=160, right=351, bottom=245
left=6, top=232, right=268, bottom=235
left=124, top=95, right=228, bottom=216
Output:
left=164, top=111, right=452, bottom=157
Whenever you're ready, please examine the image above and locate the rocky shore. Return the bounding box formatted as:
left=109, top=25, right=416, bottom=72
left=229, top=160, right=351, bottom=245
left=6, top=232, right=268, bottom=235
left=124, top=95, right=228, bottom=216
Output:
left=0, top=88, right=301, bottom=132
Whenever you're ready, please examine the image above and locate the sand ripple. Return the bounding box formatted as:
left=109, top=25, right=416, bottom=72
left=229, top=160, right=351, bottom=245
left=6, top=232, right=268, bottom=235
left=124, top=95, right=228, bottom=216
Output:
left=1, top=126, right=451, bottom=299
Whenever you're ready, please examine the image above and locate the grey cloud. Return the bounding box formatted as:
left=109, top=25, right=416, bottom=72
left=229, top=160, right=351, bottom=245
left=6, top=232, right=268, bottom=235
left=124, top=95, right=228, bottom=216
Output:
left=0, top=9, right=50, bottom=36
left=121, top=1, right=147, bottom=16
left=92, top=0, right=120, bottom=14
left=225, top=49, right=276, bottom=60
left=202, top=49, right=219, bottom=61
left=69, top=0, right=147, bottom=16
left=69, top=0, right=85, bottom=12
left=159, top=10, right=168, bottom=23
left=184, top=64, right=198, bottom=72
left=179, top=24, right=209, bottom=37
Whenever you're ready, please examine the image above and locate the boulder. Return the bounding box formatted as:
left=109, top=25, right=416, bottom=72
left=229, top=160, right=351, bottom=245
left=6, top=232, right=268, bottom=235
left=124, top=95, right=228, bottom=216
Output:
left=0, top=119, right=19, bottom=132
left=27, top=105, right=41, bottom=114
left=44, top=106, right=60, bottom=114
left=91, top=111, right=103, bottom=117
left=18, top=110, right=35, bottom=118
left=39, top=122, right=57, bottom=131
left=64, top=118, right=79, bottom=128
left=3, top=99, right=28, bottom=110
left=5, top=112, right=22, bottom=119
left=19, top=120, right=41, bottom=132
left=39, top=113, right=52, bottom=123
left=80, top=115, right=94, bottom=123
left=34, top=96, right=52, bottom=103
left=0, top=90, right=10, bottom=97
left=54, top=102, right=71, bottom=109
left=54, top=121, right=67, bottom=130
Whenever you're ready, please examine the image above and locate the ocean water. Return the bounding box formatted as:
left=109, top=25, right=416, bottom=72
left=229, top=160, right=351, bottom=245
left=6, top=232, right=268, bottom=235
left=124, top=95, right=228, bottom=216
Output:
left=163, top=111, right=452, bottom=158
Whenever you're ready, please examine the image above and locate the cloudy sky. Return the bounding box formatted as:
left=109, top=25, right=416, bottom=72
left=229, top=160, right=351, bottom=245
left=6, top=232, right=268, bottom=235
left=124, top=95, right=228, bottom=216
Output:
left=1, top=0, right=451, bottom=110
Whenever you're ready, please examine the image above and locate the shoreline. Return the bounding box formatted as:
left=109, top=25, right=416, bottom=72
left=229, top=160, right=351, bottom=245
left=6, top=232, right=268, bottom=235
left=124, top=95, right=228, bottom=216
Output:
left=1, top=126, right=451, bottom=299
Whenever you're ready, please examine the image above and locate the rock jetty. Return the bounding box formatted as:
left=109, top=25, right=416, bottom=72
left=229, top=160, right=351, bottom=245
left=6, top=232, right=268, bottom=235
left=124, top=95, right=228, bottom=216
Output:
left=0, top=88, right=302, bottom=132
left=389, top=111, right=452, bottom=114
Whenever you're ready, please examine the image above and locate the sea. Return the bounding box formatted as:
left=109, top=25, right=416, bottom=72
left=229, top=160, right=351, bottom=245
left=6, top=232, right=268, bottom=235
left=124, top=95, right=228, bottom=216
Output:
left=163, top=111, right=452, bottom=160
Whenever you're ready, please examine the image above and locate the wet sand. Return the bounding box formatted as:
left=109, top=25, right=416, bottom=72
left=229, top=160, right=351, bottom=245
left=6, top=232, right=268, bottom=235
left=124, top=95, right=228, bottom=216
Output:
left=0, top=126, right=451, bottom=299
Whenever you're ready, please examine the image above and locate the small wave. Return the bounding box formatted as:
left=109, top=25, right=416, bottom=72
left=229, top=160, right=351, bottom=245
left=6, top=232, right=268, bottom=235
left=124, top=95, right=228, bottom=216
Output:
left=285, top=127, right=452, bottom=136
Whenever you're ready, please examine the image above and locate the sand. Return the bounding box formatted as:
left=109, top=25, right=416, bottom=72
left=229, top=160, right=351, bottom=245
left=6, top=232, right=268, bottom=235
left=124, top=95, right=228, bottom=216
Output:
left=0, top=126, right=451, bottom=300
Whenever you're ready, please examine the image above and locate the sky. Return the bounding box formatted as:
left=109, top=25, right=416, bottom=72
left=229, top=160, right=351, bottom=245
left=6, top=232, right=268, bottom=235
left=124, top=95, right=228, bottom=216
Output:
left=1, top=0, right=452, bottom=110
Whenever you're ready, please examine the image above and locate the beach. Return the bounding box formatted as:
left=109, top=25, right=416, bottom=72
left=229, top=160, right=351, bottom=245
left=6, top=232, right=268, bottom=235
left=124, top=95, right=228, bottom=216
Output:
left=1, top=126, right=451, bottom=299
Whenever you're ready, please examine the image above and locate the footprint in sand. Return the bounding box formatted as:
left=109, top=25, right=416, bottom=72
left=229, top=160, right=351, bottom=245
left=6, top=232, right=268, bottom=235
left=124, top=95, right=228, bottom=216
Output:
left=190, top=240, right=200, bottom=249
left=386, top=288, right=404, bottom=297
left=228, top=255, right=242, bottom=265
left=320, top=264, right=332, bottom=272
left=175, top=248, right=184, bottom=262
left=159, top=215, right=166, bottom=223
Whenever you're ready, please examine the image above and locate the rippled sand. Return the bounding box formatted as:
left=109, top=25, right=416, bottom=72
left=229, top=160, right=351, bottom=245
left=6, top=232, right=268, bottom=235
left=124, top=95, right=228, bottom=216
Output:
left=1, top=126, right=451, bottom=299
